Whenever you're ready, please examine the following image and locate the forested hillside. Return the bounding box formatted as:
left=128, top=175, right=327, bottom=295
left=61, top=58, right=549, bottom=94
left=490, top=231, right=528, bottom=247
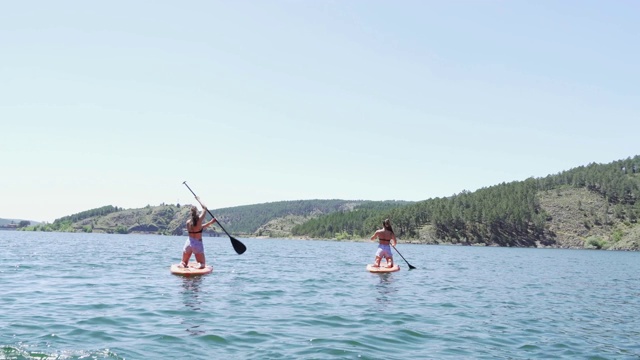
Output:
left=1, top=218, right=41, bottom=227
left=252, top=200, right=411, bottom=238
left=19, top=156, right=640, bottom=250
left=25, top=204, right=191, bottom=235
left=213, top=200, right=364, bottom=234
left=21, top=200, right=408, bottom=236
left=292, top=155, right=640, bottom=250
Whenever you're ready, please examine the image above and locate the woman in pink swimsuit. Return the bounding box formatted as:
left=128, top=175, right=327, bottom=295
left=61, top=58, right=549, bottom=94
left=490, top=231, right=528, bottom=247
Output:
left=181, top=199, right=217, bottom=269
left=370, top=219, right=397, bottom=268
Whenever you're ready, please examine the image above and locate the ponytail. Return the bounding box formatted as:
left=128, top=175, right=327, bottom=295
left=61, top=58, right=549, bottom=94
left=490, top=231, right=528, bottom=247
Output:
left=383, top=219, right=394, bottom=234
left=190, top=206, right=198, bottom=225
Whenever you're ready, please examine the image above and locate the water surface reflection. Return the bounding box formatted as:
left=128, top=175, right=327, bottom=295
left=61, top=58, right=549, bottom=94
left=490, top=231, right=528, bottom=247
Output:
left=180, top=276, right=205, bottom=335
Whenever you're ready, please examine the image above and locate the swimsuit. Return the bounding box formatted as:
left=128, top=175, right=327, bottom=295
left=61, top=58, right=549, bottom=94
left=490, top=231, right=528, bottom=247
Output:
left=374, top=229, right=394, bottom=259
left=183, top=236, right=204, bottom=254
left=375, top=243, right=392, bottom=259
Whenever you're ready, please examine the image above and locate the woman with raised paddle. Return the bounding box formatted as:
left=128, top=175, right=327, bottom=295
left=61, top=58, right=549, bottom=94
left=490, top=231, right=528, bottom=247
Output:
left=182, top=181, right=247, bottom=255
left=181, top=198, right=217, bottom=269
left=370, top=218, right=397, bottom=268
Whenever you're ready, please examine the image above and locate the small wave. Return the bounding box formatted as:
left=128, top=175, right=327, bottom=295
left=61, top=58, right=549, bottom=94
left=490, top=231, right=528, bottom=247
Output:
left=196, top=333, right=229, bottom=344
left=1, top=345, right=124, bottom=360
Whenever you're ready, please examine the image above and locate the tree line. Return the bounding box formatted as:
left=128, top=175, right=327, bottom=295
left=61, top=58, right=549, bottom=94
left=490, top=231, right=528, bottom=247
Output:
left=25, top=205, right=122, bottom=232
left=292, top=155, right=640, bottom=245
left=214, top=199, right=404, bottom=234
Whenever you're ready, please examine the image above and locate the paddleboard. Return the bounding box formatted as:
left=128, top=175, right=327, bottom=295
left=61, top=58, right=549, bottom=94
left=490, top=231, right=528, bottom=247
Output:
left=367, top=263, right=400, bottom=273
left=170, top=262, right=213, bottom=276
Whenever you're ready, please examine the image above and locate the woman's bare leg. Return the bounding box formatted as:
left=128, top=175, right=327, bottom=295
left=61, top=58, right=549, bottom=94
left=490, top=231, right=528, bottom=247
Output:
left=181, top=250, right=192, bottom=267
left=373, top=256, right=382, bottom=267
left=195, top=253, right=206, bottom=269
left=385, top=257, right=393, bottom=268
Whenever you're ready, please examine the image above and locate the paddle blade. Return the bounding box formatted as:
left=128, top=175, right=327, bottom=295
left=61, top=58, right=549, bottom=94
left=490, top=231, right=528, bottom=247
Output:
left=391, top=245, right=416, bottom=270
left=230, top=236, right=247, bottom=255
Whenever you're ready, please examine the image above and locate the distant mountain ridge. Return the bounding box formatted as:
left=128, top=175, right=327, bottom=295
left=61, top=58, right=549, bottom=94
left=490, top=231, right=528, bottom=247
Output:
left=0, top=218, right=40, bottom=228
left=18, top=155, right=640, bottom=250
left=21, top=200, right=410, bottom=237
left=291, top=155, right=640, bottom=250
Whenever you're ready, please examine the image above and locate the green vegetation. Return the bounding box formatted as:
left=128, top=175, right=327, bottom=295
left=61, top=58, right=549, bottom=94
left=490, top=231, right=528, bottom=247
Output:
left=14, top=155, right=640, bottom=251
left=55, top=205, right=121, bottom=224
left=26, top=206, right=121, bottom=232
left=19, top=200, right=403, bottom=238
left=23, top=204, right=191, bottom=235
left=209, top=200, right=412, bottom=234
left=291, top=202, right=408, bottom=240
left=0, top=219, right=35, bottom=228
left=586, top=236, right=607, bottom=250
left=293, top=179, right=549, bottom=245
left=293, top=156, right=640, bottom=250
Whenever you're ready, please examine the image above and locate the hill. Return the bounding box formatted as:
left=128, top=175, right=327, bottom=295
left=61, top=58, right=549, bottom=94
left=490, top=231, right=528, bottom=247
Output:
left=0, top=218, right=40, bottom=229
left=21, top=205, right=190, bottom=235
left=18, top=155, right=640, bottom=250
left=21, top=200, right=410, bottom=237
left=292, top=155, right=640, bottom=250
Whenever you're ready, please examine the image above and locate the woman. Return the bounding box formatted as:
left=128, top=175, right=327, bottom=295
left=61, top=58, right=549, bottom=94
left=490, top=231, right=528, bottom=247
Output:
left=370, top=218, right=397, bottom=268
left=181, top=199, right=217, bottom=269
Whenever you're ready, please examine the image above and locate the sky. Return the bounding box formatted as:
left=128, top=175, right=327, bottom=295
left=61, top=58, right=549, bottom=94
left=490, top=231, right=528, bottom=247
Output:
left=1, top=1, right=639, bottom=223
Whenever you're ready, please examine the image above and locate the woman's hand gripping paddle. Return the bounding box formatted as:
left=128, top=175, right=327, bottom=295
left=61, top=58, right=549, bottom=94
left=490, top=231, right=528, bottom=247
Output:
left=183, top=181, right=247, bottom=255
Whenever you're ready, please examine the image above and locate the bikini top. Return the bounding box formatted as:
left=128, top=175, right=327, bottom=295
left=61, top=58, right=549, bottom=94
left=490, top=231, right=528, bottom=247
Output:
left=188, top=229, right=203, bottom=234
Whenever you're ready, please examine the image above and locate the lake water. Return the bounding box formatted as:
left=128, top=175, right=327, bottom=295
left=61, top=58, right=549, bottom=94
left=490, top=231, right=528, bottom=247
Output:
left=1, top=231, right=639, bottom=359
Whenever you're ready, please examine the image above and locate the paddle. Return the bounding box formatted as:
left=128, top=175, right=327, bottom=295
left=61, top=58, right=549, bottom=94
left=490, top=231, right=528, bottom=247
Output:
left=392, top=244, right=416, bottom=270
left=182, top=181, right=247, bottom=255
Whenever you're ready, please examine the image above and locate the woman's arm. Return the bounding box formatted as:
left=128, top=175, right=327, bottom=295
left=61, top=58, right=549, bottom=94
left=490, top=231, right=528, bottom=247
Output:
left=391, top=233, right=397, bottom=247
left=203, top=218, right=217, bottom=229
left=198, top=205, right=208, bottom=223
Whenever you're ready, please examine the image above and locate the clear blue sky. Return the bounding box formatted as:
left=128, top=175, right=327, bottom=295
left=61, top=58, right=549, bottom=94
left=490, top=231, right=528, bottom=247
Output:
left=2, top=1, right=639, bottom=223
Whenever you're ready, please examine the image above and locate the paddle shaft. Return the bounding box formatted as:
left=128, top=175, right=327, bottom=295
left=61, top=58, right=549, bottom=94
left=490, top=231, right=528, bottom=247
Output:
left=392, top=244, right=416, bottom=270
left=182, top=181, right=246, bottom=254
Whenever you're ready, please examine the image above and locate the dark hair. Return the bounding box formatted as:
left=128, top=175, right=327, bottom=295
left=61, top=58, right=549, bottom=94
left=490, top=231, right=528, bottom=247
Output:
left=190, top=206, right=198, bottom=226
left=383, top=219, right=394, bottom=234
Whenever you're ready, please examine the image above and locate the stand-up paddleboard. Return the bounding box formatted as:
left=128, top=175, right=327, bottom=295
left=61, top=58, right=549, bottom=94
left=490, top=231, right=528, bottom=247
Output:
left=170, top=262, right=213, bottom=276
left=367, top=263, right=400, bottom=273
